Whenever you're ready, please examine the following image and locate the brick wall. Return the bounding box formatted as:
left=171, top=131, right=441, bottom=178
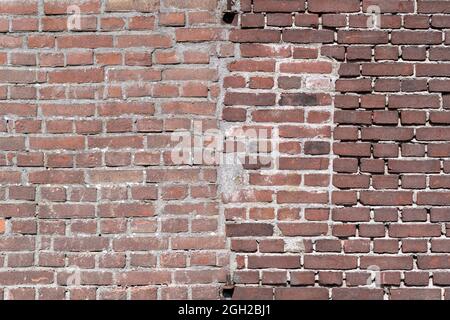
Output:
left=0, top=0, right=229, bottom=300
left=1, top=0, right=450, bottom=300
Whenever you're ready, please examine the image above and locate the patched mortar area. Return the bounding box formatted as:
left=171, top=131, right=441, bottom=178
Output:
left=218, top=0, right=450, bottom=300
left=219, top=30, right=341, bottom=296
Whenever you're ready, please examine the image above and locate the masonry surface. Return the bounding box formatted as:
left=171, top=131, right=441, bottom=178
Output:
left=1, top=0, right=450, bottom=300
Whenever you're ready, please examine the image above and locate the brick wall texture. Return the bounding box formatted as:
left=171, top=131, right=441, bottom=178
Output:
left=2, top=0, right=450, bottom=300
